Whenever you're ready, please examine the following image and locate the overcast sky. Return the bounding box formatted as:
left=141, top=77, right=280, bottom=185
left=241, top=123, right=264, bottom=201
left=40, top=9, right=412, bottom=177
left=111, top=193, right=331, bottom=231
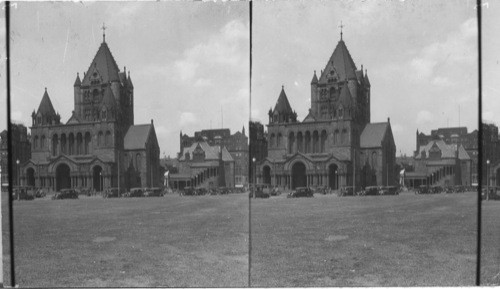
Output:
left=0, top=1, right=249, bottom=158
left=482, top=1, right=500, bottom=127
left=252, top=0, right=478, bottom=156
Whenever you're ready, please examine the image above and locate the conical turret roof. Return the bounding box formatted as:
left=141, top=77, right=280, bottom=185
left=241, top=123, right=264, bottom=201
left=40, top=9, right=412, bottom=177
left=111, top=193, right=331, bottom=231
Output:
left=311, top=71, right=318, bottom=84
left=36, top=88, right=57, bottom=116
left=273, top=86, right=294, bottom=115
left=319, top=39, right=357, bottom=83
left=73, top=73, right=81, bottom=87
left=81, top=42, right=120, bottom=86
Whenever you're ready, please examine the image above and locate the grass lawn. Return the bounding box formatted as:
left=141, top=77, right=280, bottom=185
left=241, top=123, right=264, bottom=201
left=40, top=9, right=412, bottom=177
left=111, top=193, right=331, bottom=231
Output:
left=250, top=191, right=477, bottom=287
left=2, top=191, right=12, bottom=287
left=13, top=193, right=248, bottom=287
left=481, top=199, right=500, bottom=285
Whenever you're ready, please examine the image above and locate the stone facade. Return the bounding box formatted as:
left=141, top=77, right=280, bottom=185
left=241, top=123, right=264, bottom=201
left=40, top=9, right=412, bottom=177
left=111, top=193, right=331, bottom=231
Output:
left=20, top=36, right=160, bottom=192
left=256, top=35, right=396, bottom=190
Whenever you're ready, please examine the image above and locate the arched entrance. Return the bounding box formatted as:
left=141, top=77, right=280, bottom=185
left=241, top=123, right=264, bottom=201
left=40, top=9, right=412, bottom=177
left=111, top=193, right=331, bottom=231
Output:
left=291, top=162, right=306, bottom=189
left=328, top=164, right=338, bottom=189
left=93, top=166, right=103, bottom=192
left=26, top=168, right=35, bottom=187
left=263, top=166, right=271, bottom=185
left=55, top=164, right=71, bottom=191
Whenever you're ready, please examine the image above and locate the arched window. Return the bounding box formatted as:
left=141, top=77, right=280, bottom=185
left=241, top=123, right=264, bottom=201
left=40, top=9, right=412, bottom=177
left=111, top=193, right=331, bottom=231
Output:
left=305, top=131, right=311, bottom=153
left=136, top=154, right=141, bottom=170
left=105, top=131, right=111, bottom=147
left=288, top=132, right=295, bottom=154
left=101, top=108, right=107, bottom=120
left=98, top=131, right=103, bottom=147
left=68, top=133, right=74, bottom=155
left=341, top=129, right=347, bottom=144
left=76, top=133, right=83, bottom=155
left=338, top=105, right=344, bottom=119
left=93, top=89, right=100, bottom=102
left=52, top=134, right=59, bottom=156
left=321, top=130, right=327, bottom=152
left=41, top=135, right=45, bottom=148
left=371, top=151, right=377, bottom=168
left=84, top=132, right=91, bottom=154
left=60, top=134, right=67, bottom=154
left=277, top=133, right=282, bottom=147
left=34, top=136, right=39, bottom=150
left=312, top=131, right=319, bottom=153
left=270, top=134, right=275, bottom=148
left=334, top=130, right=339, bottom=145
left=297, top=132, right=303, bottom=153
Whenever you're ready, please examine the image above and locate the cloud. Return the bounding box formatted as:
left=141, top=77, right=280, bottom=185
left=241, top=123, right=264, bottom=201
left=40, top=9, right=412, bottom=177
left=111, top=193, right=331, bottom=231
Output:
left=194, top=78, right=212, bottom=87
left=174, top=19, right=249, bottom=82
left=409, top=18, right=477, bottom=82
left=179, top=112, right=197, bottom=126
left=391, top=124, right=404, bottom=133
left=11, top=111, right=24, bottom=122
left=432, top=76, right=455, bottom=87
left=107, top=3, right=145, bottom=28
left=416, top=110, right=434, bottom=125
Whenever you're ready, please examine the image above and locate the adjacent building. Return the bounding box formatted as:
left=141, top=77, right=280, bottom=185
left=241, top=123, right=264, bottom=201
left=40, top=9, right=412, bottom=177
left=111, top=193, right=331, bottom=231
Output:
left=256, top=34, right=396, bottom=190
left=0, top=124, right=31, bottom=191
left=180, top=128, right=248, bottom=187
left=20, top=34, right=160, bottom=192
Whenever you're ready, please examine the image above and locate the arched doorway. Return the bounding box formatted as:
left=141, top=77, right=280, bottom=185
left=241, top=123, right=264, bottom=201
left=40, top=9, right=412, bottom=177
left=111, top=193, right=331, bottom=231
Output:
left=55, top=164, right=71, bottom=191
left=328, top=164, right=338, bottom=189
left=291, top=162, right=306, bottom=189
left=263, top=166, right=271, bottom=185
left=93, top=166, right=103, bottom=192
left=26, top=168, right=35, bottom=187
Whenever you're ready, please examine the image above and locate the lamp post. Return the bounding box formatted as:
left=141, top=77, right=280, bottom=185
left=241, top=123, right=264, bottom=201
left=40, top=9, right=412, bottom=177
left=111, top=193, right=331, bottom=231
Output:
left=487, top=159, right=490, bottom=201
left=16, top=159, right=20, bottom=187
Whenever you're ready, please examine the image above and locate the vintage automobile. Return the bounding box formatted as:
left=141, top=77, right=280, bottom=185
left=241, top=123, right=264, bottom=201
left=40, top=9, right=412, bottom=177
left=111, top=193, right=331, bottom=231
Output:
left=269, top=187, right=281, bottom=196
left=379, top=186, right=399, bottom=195
left=363, top=186, right=380, bottom=196
left=144, top=187, right=163, bottom=197
left=253, top=187, right=270, bottom=198
left=13, top=186, right=35, bottom=200
left=482, top=187, right=500, bottom=200
left=126, top=188, right=144, bottom=198
left=430, top=185, right=443, bottom=194
left=35, top=188, right=46, bottom=198
left=52, top=188, right=79, bottom=200
left=287, top=187, right=313, bottom=198
left=338, top=186, right=357, bottom=197
left=416, top=185, right=430, bottom=194
left=180, top=187, right=196, bottom=196
left=103, top=187, right=123, bottom=198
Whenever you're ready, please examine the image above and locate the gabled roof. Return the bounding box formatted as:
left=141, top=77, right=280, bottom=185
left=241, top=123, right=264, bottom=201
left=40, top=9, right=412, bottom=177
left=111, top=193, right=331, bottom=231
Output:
left=360, top=122, right=390, bottom=148
left=273, top=86, right=294, bottom=115
left=81, top=42, right=121, bottom=86
left=66, top=112, right=81, bottom=124
left=179, top=141, right=233, bottom=162
left=415, top=140, right=470, bottom=160
left=37, top=88, right=57, bottom=116
left=124, top=124, right=153, bottom=150
left=302, top=111, right=316, bottom=122
left=319, top=40, right=357, bottom=83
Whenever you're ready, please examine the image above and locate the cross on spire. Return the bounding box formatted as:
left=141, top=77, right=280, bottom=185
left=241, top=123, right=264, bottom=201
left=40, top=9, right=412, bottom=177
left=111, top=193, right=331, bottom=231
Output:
left=101, top=23, right=107, bottom=43
left=339, top=21, right=344, bottom=40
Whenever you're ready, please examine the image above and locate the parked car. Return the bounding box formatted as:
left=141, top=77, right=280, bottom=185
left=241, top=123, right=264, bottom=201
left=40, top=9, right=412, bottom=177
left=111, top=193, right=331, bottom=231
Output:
left=379, top=186, right=399, bottom=195
left=14, top=187, right=35, bottom=200
left=103, top=187, right=123, bottom=198
left=482, top=188, right=500, bottom=200
left=144, top=187, right=163, bottom=197
left=251, top=187, right=270, bottom=198
left=416, top=185, right=430, bottom=194
left=287, top=187, right=313, bottom=198
left=180, top=187, right=196, bottom=196
left=126, top=188, right=144, bottom=198
left=363, top=186, right=380, bottom=196
left=269, top=187, right=281, bottom=196
left=35, top=188, right=46, bottom=198
left=52, top=189, right=78, bottom=200
left=338, top=186, right=357, bottom=197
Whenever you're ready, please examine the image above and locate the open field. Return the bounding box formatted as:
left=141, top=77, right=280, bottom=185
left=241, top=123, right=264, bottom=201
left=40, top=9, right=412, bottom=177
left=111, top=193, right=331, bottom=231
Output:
left=250, top=191, right=477, bottom=287
left=2, top=191, right=12, bottom=287
left=481, top=199, right=500, bottom=285
left=12, top=193, right=248, bottom=287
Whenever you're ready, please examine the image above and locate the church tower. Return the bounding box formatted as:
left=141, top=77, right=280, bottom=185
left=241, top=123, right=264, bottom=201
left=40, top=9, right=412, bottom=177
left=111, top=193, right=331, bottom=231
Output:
left=73, top=27, right=134, bottom=136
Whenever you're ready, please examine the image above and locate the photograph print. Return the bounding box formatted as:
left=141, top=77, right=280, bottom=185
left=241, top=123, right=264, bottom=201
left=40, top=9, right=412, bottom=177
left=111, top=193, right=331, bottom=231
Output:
left=249, top=0, right=478, bottom=286
left=2, top=1, right=249, bottom=287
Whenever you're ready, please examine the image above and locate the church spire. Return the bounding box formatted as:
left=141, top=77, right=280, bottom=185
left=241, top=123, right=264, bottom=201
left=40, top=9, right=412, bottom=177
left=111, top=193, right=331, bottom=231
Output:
left=101, top=23, right=107, bottom=43
left=339, top=21, right=344, bottom=41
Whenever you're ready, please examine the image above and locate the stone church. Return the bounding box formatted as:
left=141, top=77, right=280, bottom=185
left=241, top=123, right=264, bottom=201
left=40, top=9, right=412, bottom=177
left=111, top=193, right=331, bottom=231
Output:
left=256, top=34, right=396, bottom=190
left=20, top=33, right=160, bottom=192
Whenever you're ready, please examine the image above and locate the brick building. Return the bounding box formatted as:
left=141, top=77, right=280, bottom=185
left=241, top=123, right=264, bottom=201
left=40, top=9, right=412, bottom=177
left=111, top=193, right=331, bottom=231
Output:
left=0, top=124, right=31, bottom=191
left=180, top=128, right=248, bottom=187
left=255, top=34, right=396, bottom=190
left=170, top=141, right=234, bottom=189
left=20, top=35, right=160, bottom=192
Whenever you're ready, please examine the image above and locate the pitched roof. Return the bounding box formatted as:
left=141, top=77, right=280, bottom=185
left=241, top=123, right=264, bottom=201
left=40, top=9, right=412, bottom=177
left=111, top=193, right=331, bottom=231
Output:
left=415, top=139, right=470, bottom=160
left=124, top=124, right=152, bottom=150
left=37, top=88, right=57, bottom=116
left=302, top=111, right=316, bottom=122
left=81, top=42, right=121, bottom=86
left=73, top=73, right=81, bottom=87
left=365, top=71, right=371, bottom=86
left=310, top=71, right=318, bottom=84
left=339, top=82, right=353, bottom=106
left=101, top=86, right=116, bottom=108
left=273, top=86, right=294, bottom=115
left=179, top=141, right=233, bottom=162
left=127, top=73, right=134, bottom=88
left=319, top=40, right=357, bottom=83
left=360, top=122, right=389, bottom=148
